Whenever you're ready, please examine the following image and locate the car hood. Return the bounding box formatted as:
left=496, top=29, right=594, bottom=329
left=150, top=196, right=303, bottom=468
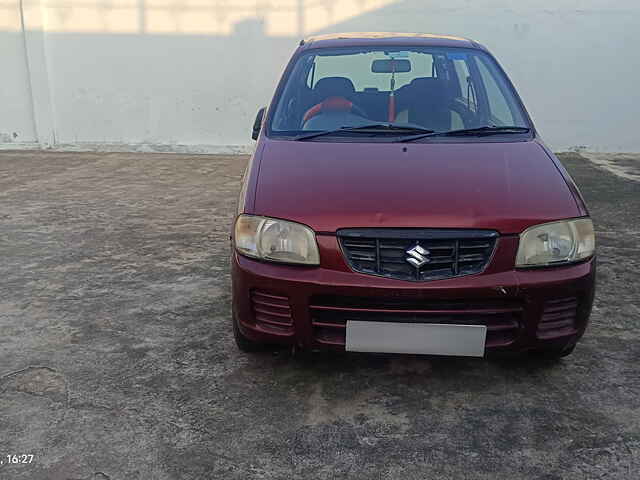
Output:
left=252, top=139, right=580, bottom=234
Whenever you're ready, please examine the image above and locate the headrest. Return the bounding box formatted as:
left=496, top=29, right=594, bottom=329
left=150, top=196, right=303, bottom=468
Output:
left=409, top=77, right=447, bottom=93
left=313, top=77, right=356, bottom=100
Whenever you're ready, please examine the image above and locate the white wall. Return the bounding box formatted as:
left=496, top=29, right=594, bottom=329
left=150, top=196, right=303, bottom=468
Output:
left=1, top=0, right=639, bottom=152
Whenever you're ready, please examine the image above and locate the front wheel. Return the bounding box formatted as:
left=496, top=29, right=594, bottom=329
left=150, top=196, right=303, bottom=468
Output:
left=530, top=343, right=576, bottom=360
left=232, top=315, right=266, bottom=352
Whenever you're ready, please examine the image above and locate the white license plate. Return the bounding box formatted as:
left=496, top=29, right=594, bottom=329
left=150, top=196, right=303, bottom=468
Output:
left=345, top=321, right=487, bottom=357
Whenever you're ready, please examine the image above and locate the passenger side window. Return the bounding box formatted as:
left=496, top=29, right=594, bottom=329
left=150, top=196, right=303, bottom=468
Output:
left=475, top=58, right=517, bottom=126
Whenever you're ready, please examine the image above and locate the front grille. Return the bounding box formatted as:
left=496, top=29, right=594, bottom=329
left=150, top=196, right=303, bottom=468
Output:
left=338, top=228, right=498, bottom=282
left=250, top=290, right=293, bottom=332
left=537, top=297, right=578, bottom=339
left=310, top=295, right=522, bottom=348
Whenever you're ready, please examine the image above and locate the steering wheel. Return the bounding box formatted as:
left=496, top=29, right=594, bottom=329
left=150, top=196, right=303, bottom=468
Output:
left=303, top=96, right=367, bottom=123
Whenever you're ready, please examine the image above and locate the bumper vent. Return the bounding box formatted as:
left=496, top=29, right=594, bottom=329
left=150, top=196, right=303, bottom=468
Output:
left=537, top=297, right=578, bottom=339
left=250, top=290, right=293, bottom=331
left=310, top=295, right=522, bottom=348
left=338, top=228, right=498, bottom=282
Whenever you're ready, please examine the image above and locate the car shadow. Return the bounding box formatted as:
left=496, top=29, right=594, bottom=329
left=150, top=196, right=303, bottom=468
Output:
left=242, top=345, right=565, bottom=379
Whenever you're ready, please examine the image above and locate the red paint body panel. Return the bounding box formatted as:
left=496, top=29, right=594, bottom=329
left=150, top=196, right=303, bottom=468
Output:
left=252, top=139, right=580, bottom=234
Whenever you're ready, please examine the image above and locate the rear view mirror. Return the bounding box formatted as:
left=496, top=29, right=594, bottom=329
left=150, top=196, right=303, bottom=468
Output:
left=371, top=59, right=411, bottom=73
left=252, top=107, right=265, bottom=140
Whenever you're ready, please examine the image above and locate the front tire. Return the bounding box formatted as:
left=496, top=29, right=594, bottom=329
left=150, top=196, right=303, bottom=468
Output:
left=232, top=315, right=266, bottom=352
left=531, top=343, right=576, bottom=360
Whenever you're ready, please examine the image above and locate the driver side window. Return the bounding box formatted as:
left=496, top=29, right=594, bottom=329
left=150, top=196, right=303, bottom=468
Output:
left=475, top=57, right=517, bottom=126
left=452, top=58, right=478, bottom=114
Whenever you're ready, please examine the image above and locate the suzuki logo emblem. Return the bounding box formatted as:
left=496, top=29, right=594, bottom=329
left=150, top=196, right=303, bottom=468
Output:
left=406, top=244, right=431, bottom=268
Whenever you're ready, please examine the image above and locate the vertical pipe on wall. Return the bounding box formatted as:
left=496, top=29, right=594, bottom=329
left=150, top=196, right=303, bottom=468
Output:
left=17, top=0, right=38, bottom=144
left=19, top=0, right=56, bottom=147
left=138, top=0, right=146, bottom=33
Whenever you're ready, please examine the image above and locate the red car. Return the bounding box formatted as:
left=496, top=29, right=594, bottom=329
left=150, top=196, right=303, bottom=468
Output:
left=231, top=33, right=596, bottom=359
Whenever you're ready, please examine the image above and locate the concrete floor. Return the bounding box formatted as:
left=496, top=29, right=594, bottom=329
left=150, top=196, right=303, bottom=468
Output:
left=0, top=151, right=638, bottom=480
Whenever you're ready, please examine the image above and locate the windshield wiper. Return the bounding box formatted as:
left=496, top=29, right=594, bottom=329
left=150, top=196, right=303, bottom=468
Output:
left=395, top=126, right=531, bottom=143
left=293, top=123, right=435, bottom=141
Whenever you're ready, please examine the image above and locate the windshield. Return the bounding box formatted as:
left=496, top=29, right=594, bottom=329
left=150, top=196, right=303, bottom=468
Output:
left=269, top=46, right=530, bottom=139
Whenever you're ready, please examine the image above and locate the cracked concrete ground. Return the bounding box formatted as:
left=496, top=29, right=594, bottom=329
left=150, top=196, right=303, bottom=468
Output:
left=0, top=150, right=638, bottom=480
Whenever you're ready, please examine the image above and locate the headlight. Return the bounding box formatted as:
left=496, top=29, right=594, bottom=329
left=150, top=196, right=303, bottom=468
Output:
left=516, top=218, right=595, bottom=267
left=234, top=215, right=320, bottom=265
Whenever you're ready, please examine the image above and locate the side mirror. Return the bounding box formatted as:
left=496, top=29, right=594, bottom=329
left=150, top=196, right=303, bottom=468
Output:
left=252, top=107, right=265, bottom=140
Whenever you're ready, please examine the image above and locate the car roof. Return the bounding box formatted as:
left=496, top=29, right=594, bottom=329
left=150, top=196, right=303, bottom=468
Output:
left=299, top=32, right=483, bottom=50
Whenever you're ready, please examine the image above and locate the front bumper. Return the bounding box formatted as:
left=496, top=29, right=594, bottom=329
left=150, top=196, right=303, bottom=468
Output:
left=231, top=235, right=596, bottom=354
